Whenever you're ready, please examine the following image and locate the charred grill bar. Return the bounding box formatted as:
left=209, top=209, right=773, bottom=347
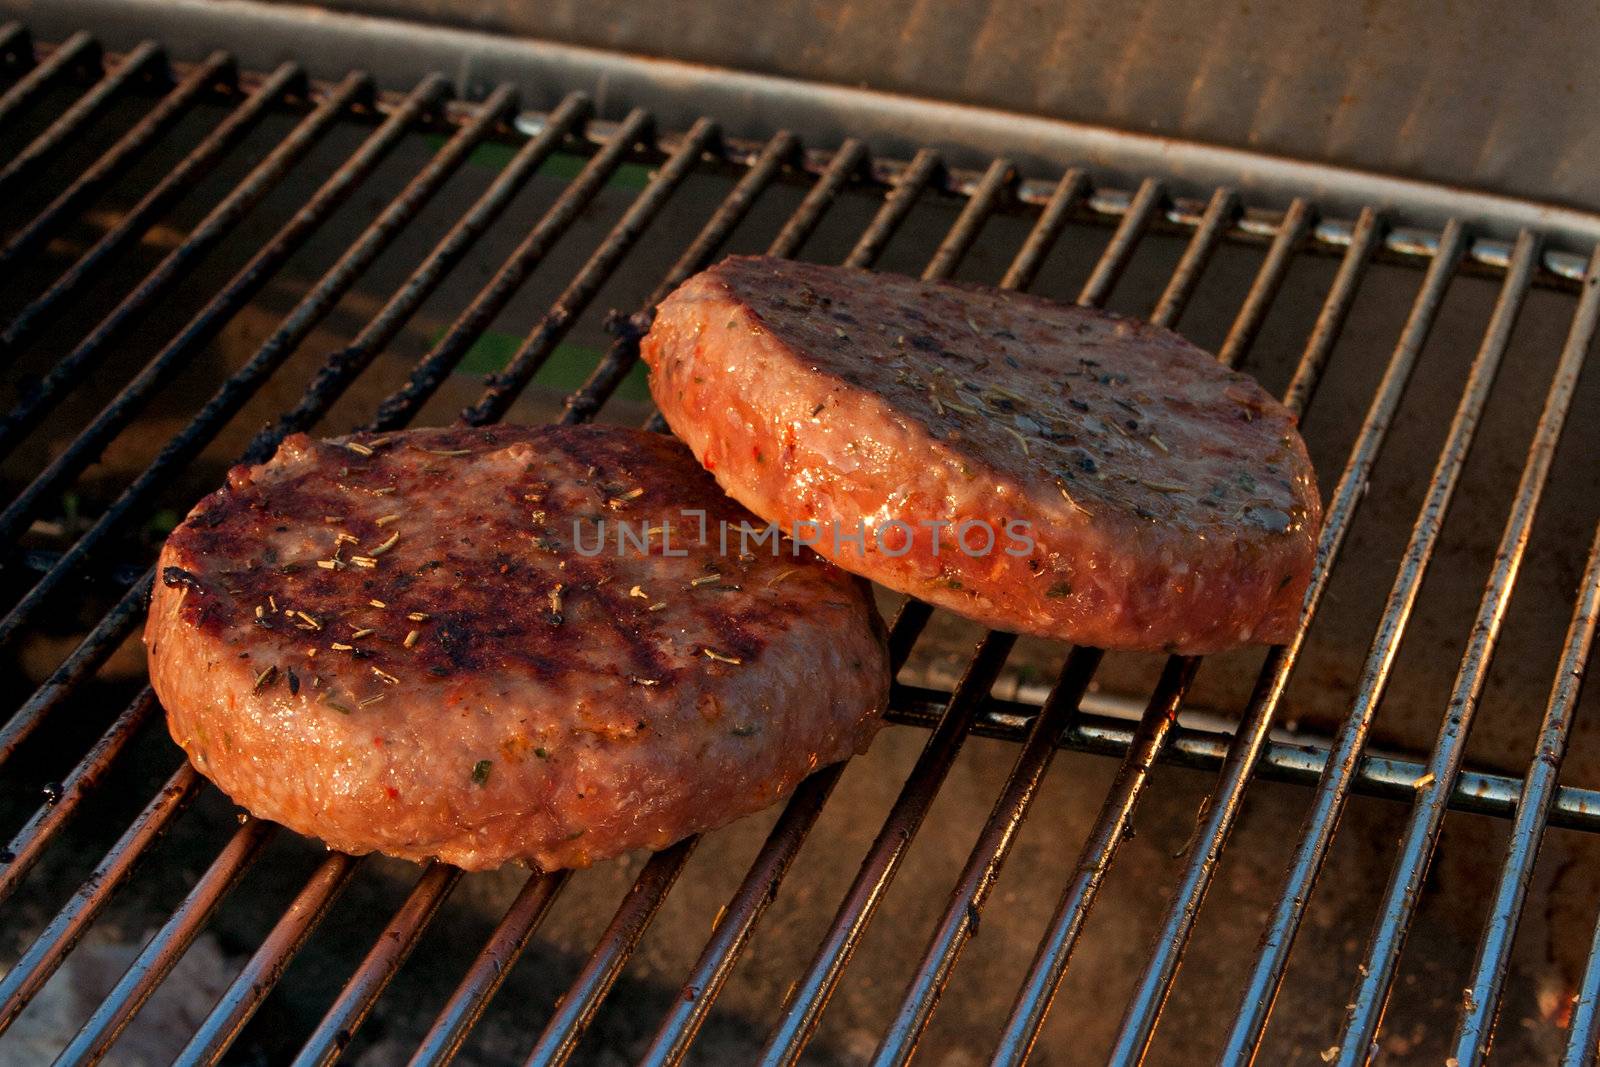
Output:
left=0, top=22, right=1597, bottom=1067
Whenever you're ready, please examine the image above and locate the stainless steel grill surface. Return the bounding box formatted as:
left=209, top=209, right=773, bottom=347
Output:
left=0, top=22, right=1598, bottom=1067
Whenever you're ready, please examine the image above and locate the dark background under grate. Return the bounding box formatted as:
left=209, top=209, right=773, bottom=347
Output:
left=0, top=25, right=1598, bottom=1067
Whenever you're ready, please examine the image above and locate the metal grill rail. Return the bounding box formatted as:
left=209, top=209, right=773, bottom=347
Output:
left=0, top=28, right=1597, bottom=1067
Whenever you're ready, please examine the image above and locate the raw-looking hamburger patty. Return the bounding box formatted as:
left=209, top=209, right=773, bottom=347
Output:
left=145, top=425, right=888, bottom=871
left=642, top=256, right=1321, bottom=653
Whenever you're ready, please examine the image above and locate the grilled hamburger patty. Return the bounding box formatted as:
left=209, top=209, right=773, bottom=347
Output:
left=145, top=425, right=888, bottom=871
left=643, top=256, right=1321, bottom=653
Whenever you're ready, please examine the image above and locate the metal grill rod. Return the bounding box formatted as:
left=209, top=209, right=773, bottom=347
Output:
left=51, top=818, right=276, bottom=1067
left=884, top=684, right=1600, bottom=832
left=638, top=156, right=1019, bottom=1067
left=0, top=37, right=164, bottom=198
left=0, top=67, right=379, bottom=495
left=1150, top=187, right=1238, bottom=328
left=363, top=103, right=665, bottom=434
left=0, top=688, right=160, bottom=904
left=1218, top=228, right=1542, bottom=1064
left=465, top=116, right=795, bottom=431
left=1105, top=219, right=1468, bottom=1065
left=1283, top=208, right=1386, bottom=415
left=408, top=139, right=869, bottom=1067
left=511, top=137, right=926, bottom=1067
left=520, top=844, right=694, bottom=1067
left=1335, top=241, right=1600, bottom=1066
left=638, top=767, right=843, bottom=1067
left=761, top=173, right=1163, bottom=1067
left=989, top=655, right=1197, bottom=1067
left=169, top=100, right=669, bottom=1064
left=0, top=90, right=582, bottom=774
left=250, top=91, right=595, bottom=456
left=0, top=23, right=29, bottom=85
left=0, top=49, right=232, bottom=271
left=0, top=764, right=200, bottom=1035
left=872, top=649, right=1104, bottom=1067
left=1457, top=524, right=1600, bottom=1066
left=0, top=58, right=307, bottom=359
left=759, top=633, right=1016, bottom=1066
left=0, top=74, right=445, bottom=651
left=292, top=862, right=463, bottom=1067
left=1216, top=198, right=1314, bottom=368
left=0, top=578, right=143, bottom=767
left=756, top=166, right=1090, bottom=1067
left=176, top=854, right=360, bottom=1067
left=221, top=114, right=743, bottom=1066
left=508, top=146, right=944, bottom=1067
left=0, top=80, right=581, bottom=1055
left=21, top=94, right=628, bottom=1062
left=0, top=30, right=96, bottom=130
left=408, top=870, right=571, bottom=1066
left=872, top=179, right=1251, bottom=1066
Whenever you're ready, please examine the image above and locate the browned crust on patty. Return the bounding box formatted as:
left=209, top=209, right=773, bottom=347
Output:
left=642, top=256, right=1321, bottom=653
left=145, top=425, right=888, bottom=870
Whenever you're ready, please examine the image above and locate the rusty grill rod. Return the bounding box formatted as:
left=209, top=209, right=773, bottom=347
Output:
left=0, top=58, right=308, bottom=360
left=638, top=157, right=1021, bottom=1067
left=1105, top=219, right=1469, bottom=1065
left=0, top=30, right=97, bottom=130
left=1457, top=524, right=1600, bottom=1066
left=1334, top=241, right=1600, bottom=1065
left=0, top=74, right=446, bottom=651
left=1218, top=228, right=1543, bottom=1063
left=251, top=89, right=595, bottom=455
left=0, top=89, right=582, bottom=775
left=0, top=49, right=233, bottom=271
left=0, top=37, right=165, bottom=198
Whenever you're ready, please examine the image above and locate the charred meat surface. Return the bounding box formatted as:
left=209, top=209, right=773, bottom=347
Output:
left=145, top=425, right=888, bottom=871
left=643, top=256, right=1320, bottom=653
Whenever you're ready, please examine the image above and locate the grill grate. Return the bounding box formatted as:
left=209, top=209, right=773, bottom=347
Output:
left=0, top=26, right=1598, bottom=1067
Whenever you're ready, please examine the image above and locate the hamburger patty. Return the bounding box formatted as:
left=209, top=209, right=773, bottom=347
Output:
left=643, top=256, right=1321, bottom=653
left=145, top=425, right=888, bottom=870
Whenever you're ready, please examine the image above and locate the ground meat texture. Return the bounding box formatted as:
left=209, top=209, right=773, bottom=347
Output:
left=642, top=256, right=1322, bottom=654
left=145, top=425, right=888, bottom=871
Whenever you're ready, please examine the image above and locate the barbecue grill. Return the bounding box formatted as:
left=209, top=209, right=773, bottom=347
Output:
left=1, top=3, right=1598, bottom=1065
